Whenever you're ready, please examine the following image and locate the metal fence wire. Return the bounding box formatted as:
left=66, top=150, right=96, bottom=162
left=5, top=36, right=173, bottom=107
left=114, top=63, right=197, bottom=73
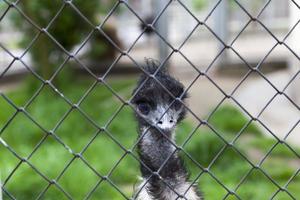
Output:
left=1, top=0, right=300, bottom=199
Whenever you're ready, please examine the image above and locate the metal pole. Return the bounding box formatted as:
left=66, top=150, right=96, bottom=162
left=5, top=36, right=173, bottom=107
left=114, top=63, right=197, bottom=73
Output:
left=288, top=0, right=300, bottom=104
left=215, top=0, right=229, bottom=66
left=141, top=0, right=151, bottom=17
left=154, top=0, right=169, bottom=66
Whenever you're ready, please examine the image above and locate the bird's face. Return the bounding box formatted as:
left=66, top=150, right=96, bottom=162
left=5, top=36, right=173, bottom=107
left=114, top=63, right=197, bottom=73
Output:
left=135, top=100, right=184, bottom=132
left=132, top=73, right=187, bottom=133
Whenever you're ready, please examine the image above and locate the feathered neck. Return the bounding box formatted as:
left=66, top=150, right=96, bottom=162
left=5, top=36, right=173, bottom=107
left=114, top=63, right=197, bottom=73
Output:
left=137, top=126, right=189, bottom=197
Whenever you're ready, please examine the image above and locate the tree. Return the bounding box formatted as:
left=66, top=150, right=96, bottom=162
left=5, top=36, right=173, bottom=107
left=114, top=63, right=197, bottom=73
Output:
left=10, top=0, right=102, bottom=83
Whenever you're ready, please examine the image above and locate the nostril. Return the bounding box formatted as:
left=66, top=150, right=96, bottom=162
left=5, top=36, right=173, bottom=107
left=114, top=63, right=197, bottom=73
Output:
left=169, top=120, right=174, bottom=123
left=158, top=121, right=163, bottom=124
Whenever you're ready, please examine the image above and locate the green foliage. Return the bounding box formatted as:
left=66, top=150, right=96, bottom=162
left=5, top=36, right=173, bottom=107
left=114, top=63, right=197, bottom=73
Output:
left=0, top=78, right=137, bottom=199
left=249, top=138, right=300, bottom=158
left=1, top=80, right=300, bottom=199
left=87, top=25, right=121, bottom=62
left=9, top=0, right=107, bottom=80
left=191, top=0, right=240, bottom=12
left=12, top=0, right=100, bottom=49
left=192, top=0, right=208, bottom=10
left=209, top=105, right=262, bottom=136
left=176, top=127, right=230, bottom=167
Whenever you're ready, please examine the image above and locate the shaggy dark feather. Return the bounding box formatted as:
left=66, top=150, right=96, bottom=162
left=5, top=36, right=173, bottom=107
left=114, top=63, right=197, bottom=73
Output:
left=132, top=59, right=203, bottom=200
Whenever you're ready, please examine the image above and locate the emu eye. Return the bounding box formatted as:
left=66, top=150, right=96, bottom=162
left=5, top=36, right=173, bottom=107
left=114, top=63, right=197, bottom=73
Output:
left=173, top=100, right=182, bottom=111
left=137, top=102, right=151, bottom=115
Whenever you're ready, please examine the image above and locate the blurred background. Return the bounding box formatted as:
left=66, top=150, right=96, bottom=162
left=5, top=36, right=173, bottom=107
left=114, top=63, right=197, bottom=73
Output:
left=0, top=0, right=299, bottom=199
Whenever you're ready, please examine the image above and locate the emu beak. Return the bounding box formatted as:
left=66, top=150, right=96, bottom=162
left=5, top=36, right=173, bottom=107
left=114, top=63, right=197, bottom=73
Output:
left=155, top=113, right=176, bottom=132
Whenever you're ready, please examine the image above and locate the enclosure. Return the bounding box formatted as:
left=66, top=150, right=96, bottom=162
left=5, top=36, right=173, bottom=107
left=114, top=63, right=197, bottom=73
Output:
left=0, top=0, right=300, bottom=199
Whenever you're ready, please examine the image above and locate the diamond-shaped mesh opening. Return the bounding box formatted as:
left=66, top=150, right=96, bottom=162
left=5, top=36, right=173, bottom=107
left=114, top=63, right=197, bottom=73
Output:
left=28, top=136, right=74, bottom=180
left=72, top=0, right=118, bottom=26
left=259, top=94, right=299, bottom=139
left=227, top=4, right=252, bottom=42
left=106, top=106, right=136, bottom=149
left=260, top=143, right=300, bottom=184
left=86, top=179, right=128, bottom=200
left=236, top=169, right=279, bottom=199
left=54, top=108, right=99, bottom=153
left=284, top=70, right=300, bottom=106
left=209, top=146, right=253, bottom=188
left=0, top=142, right=20, bottom=180
left=286, top=171, right=300, bottom=199
left=79, top=81, right=126, bottom=127
left=169, top=51, right=200, bottom=80
left=1, top=71, right=42, bottom=107
left=206, top=100, right=261, bottom=142
left=180, top=73, right=226, bottom=119
left=2, top=7, right=40, bottom=49
left=102, top=3, right=143, bottom=52
left=258, top=45, right=290, bottom=72
left=1, top=0, right=300, bottom=199
left=56, top=158, right=100, bottom=199
left=197, top=172, right=228, bottom=199
left=0, top=50, right=16, bottom=77
left=4, top=162, right=49, bottom=199
left=1, top=112, right=45, bottom=158
left=128, top=35, right=158, bottom=61
left=38, top=185, right=69, bottom=200
left=177, top=0, right=222, bottom=23
left=206, top=0, right=252, bottom=39
left=129, top=30, right=173, bottom=63
left=235, top=0, right=270, bottom=17
left=181, top=128, right=226, bottom=168
left=103, top=77, right=136, bottom=99
left=25, top=84, right=71, bottom=131
left=179, top=24, right=223, bottom=72
left=108, top=154, right=141, bottom=196
left=82, top=130, right=126, bottom=175
left=232, top=71, right=278, bottom=117
left=46, top=4, right=94, bottom=51
left=234, top=122, right=276, bottom=162
left=51, top=69, right=97, bottom=104
left=0, top=51, right=39, bottom=87
left=285, top=21, right=300, bottom=58
left=15, top=0, right=64, bottom=28
left=74, top=29, right=122, bottom=69
left=0, top=95, right=16, bottom=126
left=231, top=21, right=278, bottom=64
left=206, top=49, right=252, bottom=93
left=109, top=55, right=133, bottom=74
left=159, top=1, right=199, bottom=48
left=258, top=0, right=294, bottom=40
left=20, top=32, right=69, bottom=80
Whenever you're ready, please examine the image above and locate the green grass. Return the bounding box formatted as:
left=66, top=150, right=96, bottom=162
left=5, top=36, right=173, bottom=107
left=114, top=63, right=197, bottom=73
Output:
left=1, top=78, right=300, bottom=200
left=208, top=105, right=262, bottom=136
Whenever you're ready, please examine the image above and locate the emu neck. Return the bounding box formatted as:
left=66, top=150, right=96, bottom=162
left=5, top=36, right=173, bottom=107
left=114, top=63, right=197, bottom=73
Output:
left=138, top=126, right=187, bottom=181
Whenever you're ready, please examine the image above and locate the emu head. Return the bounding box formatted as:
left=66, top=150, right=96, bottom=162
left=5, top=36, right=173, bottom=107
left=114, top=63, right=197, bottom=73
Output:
left=132, top=60, right=187, bottom=133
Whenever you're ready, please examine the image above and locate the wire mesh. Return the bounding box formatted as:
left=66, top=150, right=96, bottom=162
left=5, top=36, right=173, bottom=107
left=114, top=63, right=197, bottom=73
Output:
left=0, top=0, right=299, bottom=199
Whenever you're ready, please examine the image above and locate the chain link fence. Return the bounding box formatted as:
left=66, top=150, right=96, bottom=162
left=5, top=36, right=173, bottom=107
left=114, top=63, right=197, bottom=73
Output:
left=0, top=0, right=300, bottom=199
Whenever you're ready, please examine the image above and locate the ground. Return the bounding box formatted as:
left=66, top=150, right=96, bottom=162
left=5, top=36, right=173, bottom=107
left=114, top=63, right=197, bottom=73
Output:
left=0, top=77, right=300, bottom=199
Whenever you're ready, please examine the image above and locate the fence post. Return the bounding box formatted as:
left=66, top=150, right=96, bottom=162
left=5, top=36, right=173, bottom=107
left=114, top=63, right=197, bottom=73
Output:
left=288, top=0, right=300, bottom=104
left=215, top=0, right=229, bottom=66
left=140, top=0, right=152, bottom=17
left=154, top=0, right=169, bottom=66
